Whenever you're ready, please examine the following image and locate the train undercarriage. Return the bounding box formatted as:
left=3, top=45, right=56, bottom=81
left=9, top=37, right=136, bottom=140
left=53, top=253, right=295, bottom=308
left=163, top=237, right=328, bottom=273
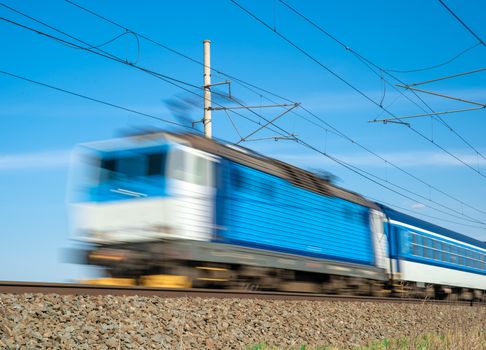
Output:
left=82, top=240, right=486, bottom=302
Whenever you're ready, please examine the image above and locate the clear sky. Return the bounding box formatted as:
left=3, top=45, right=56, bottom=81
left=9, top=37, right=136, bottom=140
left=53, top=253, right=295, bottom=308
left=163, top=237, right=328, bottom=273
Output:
left=1, top=0, right=485, bottom=282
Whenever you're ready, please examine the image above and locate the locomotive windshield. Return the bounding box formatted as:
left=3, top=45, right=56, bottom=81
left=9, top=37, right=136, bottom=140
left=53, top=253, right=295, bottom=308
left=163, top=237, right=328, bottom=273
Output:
left=99, top=152, right=166, bottom=182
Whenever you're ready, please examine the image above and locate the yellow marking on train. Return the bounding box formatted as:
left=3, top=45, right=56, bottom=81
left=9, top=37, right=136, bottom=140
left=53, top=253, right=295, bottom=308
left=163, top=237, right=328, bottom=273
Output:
left=81, top=278, right=136, bottom=286
left=195, top=277, right=228, bottom=282
left=195, top=266, right=229, bottom=271
left=89, top=253, right=124, bottom=262
left=140, top=275, right=192, bottom=288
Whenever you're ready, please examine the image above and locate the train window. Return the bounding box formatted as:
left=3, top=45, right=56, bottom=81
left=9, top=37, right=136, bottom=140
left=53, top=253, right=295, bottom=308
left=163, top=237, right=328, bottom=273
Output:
left=193, top=155, right=207, bottom=186
left=473, top=253, right=480, bottom=269
left=117, top=156, right=145, bottom=178
left=170, top=149, right=186, bottom=181
left=101, top=158, right=116, bottom=172
left=440, top=243, right=446, bottom=262
left=100, top=158, right=117, bottom=181
left=423, top=238, right=432, bottom=258
left=416, top=235, right=424, bottom=257
left=450, top=252, right=457, bottom=264
left=458, top=252, right=465, bottom=266
left=147, top=153, right=165, bottom=176
left=433, top=248, right=440, bottom=260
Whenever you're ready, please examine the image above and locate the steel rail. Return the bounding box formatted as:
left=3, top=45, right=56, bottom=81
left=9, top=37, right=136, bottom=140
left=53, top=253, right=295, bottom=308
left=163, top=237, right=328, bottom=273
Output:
left=0, top=281, right=483, bottom=306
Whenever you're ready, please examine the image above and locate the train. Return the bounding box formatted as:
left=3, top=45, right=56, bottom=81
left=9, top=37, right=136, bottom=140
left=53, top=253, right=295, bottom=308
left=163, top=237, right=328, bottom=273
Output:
left=70, top=131, right=486, bottom=300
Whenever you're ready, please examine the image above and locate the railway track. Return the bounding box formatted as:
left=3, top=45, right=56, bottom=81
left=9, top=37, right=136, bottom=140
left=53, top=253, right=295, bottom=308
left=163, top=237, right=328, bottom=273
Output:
left=0, top=281, right=483, bottom=306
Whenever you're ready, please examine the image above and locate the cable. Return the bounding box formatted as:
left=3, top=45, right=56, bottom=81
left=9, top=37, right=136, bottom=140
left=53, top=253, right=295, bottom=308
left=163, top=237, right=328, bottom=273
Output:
left=231, top=0, right=486, bottom=180
left=4, top=5, right=486, bottom=227
left=437, top=0, right=485, bottom=47
left=277, top=0, right=486, bottom=165
left=384, top=43, right=482, bottom=73
left=62, top=1, right=486, bottom=222
left=0, top=70, right=194, bottom=129
left=234, top=74, right=486, bottom=219
left=291, top=138, right=486, bottom=227
left=63, top=0, right=296, bottom=105
left=0, top=11, right=286, bottom=140
left=59, top=0, right=486, bottom=176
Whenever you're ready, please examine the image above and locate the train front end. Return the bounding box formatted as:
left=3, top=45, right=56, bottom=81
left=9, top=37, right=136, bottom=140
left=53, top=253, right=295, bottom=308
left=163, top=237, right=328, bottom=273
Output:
left=70, top=133, right=217, bottom=280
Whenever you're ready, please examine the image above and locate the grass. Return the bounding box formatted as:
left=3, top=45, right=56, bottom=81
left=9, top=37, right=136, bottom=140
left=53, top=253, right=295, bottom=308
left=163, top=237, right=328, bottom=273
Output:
left=248, top=327, right=486, bottom=350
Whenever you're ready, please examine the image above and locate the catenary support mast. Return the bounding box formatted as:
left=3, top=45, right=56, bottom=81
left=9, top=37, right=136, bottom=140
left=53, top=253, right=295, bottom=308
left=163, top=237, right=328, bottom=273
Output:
left=203, top=40, right=212, bottom=138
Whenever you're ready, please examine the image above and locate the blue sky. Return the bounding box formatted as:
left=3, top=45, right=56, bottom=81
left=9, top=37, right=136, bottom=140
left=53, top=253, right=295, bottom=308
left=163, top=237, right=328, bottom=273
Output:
left=1, top=0, right=485, bottom=282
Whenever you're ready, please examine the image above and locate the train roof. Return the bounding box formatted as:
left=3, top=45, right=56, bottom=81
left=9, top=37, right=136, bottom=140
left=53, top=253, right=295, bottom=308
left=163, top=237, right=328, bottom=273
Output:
left=380, top=205, right=486, bottom=249
left=83, top=130, right=378, bottom=209
left=174, top=132, right=379, bottom=210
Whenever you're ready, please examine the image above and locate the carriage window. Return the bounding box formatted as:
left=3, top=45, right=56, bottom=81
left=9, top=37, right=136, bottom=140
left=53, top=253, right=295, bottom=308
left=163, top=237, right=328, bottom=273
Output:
left=416, top=235, right=424, bottom=257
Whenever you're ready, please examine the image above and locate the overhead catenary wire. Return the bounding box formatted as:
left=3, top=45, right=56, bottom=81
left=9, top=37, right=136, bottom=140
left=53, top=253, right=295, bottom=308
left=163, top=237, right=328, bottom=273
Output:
left=0, top=12, right=289, bottom=140
left=382, top=43, right=481, bottom=74
left=62, top=0, right=296, bottom=105
left=231, top=0, right=486, bottom=179
left=277, top=0, right=486, bottom=165
left=4, top=5, right=486, bottom=227
left=0, top=70, right=194, bottom=129
left=437, top=0, right=485, bottom=47
left=58, top=0, right=486, bottom=220
left=4, top=70, right=485, bottom=228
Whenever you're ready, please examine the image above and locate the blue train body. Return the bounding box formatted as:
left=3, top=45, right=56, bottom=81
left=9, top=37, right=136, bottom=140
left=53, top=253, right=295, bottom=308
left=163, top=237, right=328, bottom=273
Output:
left=217, top=161, right=375, bottom=266
left=73, top=132, right=486, bottom=295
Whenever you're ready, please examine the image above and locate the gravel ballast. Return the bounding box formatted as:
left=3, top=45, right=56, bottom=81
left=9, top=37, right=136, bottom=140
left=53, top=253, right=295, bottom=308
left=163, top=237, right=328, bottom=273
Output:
left=0, top=293, right=484, bottom=349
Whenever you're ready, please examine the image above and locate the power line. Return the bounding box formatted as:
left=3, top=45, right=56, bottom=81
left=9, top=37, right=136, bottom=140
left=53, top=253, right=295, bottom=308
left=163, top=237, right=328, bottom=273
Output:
left=4, top=70, right=483, bottom=227
left=0, top=10, right=287, bottom=139
left=0, top=70, right=194, bottom=129
left=233, top=71, right=486, bottom=219
left=383, top=43, right=482, bottom=73
left=61, top=0, right=486, bottom=220
left=278, top=0, right=486, bottom=165
left=63, top=0, right=296, bottom=105
left=437, top=0, right=485, bottom=47
left=278, top=0, right=486, bottom=168
left=4, top=4, right=486, bottom=226
left=291, top=138, right=486, bottom=227
left=407, top=68, right=486, bottom=87
left=231, top=0, right=486, bottom=179
left=0, top=16, right=198, bottom=90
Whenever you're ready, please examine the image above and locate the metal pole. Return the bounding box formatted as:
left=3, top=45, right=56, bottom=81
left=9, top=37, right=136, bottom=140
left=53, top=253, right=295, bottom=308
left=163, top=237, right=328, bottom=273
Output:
left=203, top=40, right=212, bottom=138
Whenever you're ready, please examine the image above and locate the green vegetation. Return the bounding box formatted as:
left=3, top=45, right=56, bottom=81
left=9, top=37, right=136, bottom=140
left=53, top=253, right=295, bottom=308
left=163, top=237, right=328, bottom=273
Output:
left=248, top=328, right=486, bottom=350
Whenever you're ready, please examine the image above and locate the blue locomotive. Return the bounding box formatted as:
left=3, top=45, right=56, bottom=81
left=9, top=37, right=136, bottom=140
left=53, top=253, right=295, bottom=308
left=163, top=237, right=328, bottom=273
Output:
left=71, top=131, right=486, bottom=299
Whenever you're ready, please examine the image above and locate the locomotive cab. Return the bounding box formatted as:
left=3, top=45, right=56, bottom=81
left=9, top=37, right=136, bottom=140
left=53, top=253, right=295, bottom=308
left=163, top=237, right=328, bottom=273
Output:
left=71, top=133, right=217, bottom=245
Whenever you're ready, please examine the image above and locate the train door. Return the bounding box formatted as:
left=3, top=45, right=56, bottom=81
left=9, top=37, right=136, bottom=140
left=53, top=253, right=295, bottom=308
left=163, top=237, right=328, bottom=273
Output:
left=370, top=209, right=389, bottom=272
left=167, top=145, right=218, bottom=241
